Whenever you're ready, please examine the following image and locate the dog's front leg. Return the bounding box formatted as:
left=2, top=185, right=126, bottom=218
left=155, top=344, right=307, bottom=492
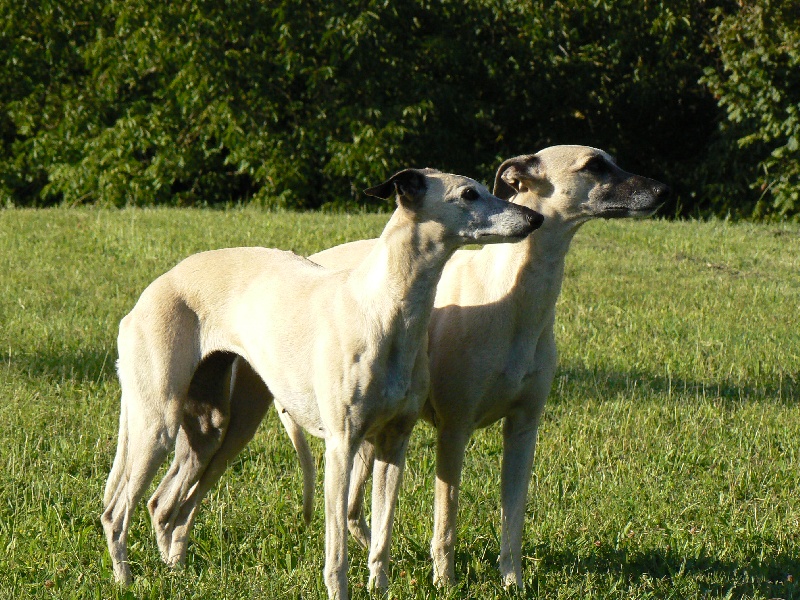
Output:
left=367, top=419, right=413, bottom=591
left=430, top=426, right=471, bottom=587
left=347, top=439, right=374, bottom=549
left=498, top=411, right=543, bottom=588
left=499, top=337, right=554, bottom=588
left=323, top=435, right=358, bottom=600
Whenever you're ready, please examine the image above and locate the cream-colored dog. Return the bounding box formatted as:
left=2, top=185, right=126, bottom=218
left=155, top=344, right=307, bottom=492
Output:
left=100, top=168, right=542, bottom=599
left=118, top=146, right=666, bottom=590
left=277, top=145, right=669, bottom=586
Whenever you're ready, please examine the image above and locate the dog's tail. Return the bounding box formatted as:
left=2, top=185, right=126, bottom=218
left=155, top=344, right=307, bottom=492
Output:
left=276, top=403, right=316, bottom=525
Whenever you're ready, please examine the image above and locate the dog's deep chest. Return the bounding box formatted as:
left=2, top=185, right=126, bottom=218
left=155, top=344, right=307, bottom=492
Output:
left=345, top=335, right=424, bottom=426
left=470, top=345, right=543, bottom=428
left=489, top=330, right=547, bottom=403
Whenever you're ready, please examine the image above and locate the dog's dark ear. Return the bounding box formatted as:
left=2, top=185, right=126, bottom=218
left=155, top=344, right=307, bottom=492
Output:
left=493, top=155, right=545, bottom=199
left=364, top=169, right=427, bottom=208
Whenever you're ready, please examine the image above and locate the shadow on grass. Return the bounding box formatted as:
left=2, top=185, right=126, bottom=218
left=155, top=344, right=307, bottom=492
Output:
left=7, top=345, right=117, bottom=386
left=556, top=545, right=799, bottom=598
left=554, top=363, right=798, bottom=407
left=10, top=345, right=797, bottom=408
left=450, top=545, right=800, bottom=598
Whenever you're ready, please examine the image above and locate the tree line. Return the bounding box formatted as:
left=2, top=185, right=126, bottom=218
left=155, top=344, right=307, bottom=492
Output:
left=2, top=0, right=798, bottom=219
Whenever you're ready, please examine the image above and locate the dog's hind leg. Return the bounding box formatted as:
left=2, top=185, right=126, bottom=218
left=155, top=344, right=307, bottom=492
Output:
left=276, top=400, right=317, bottom=526
left=148, top=351, right=236, bottom=565
left=103, top=400, right=129, bottom=510
left=102, top=387, right=181, bottom=584
left=102, top=311, right=195, bottom=584
left=150, top=355, right=274, bottom=567
left=149, top=426, right=200, bottom=565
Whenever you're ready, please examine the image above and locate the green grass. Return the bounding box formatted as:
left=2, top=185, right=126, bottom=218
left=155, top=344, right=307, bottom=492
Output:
left=0, top=207, right=798, bottom=599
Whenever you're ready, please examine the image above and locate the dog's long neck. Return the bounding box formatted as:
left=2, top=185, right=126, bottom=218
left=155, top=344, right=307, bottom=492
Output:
left=354, top=209, right=452, bottom=319
left=349, top=208, right=454, bottom=395
left=482, top=199, right=583, bottom=331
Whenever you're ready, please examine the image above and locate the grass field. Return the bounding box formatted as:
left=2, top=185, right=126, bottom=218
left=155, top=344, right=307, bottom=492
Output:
left=0, top=208, right=798, bottom=599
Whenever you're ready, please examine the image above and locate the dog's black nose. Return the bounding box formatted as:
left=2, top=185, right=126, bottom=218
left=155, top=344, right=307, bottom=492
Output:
left=527, top=209, right=545, bottom=229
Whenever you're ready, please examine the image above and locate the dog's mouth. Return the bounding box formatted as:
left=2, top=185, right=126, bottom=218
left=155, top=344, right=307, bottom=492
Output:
left=475, top=229, right=532, bottom=242
left=599, top=203, right=662, bottom=219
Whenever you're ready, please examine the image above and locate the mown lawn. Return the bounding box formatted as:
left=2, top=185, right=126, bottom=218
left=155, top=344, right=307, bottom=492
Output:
left=0, top=208, right=798, bottom=599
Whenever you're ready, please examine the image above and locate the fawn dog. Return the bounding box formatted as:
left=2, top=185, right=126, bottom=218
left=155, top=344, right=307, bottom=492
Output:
left=101, top=168, right=542, bottom=599
left=276, top=145, right=669, bottom=586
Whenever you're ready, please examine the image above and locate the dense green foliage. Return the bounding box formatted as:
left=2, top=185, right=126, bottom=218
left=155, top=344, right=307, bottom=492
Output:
left=701, top=0, right=800, bottom=219
left=1, top=209, right=798, bottom=598
left=1, top=1, right=798, bottom=218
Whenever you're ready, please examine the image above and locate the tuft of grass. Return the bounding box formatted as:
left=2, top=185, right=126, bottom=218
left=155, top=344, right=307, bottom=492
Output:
left=0, top=208, right=798, bottom=599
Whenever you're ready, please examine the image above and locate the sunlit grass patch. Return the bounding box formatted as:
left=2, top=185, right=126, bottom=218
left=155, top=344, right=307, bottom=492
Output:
left=0, top=208, right=797, bottom=598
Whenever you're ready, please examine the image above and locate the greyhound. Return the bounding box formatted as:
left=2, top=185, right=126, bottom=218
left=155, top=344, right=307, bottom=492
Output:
left=100, top=168, right=542, bottom=599
left=275, top=145, right=670, bottom=586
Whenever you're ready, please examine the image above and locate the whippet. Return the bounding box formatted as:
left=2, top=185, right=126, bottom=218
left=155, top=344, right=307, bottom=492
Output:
left=100, top=168, right=542, bottom=599
left=276, top=146, right=670, bottom=586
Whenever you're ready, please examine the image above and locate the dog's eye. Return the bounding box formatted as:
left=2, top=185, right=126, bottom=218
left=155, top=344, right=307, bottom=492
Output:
left=582, top=157, right=610, bottom=175
left=461, top=188, right=480, bottom=201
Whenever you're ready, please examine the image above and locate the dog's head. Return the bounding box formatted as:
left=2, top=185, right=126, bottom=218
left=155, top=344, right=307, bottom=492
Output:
left=365, top=168, right=544, bottom=244
left=493, top=146, right=669, bottom=226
